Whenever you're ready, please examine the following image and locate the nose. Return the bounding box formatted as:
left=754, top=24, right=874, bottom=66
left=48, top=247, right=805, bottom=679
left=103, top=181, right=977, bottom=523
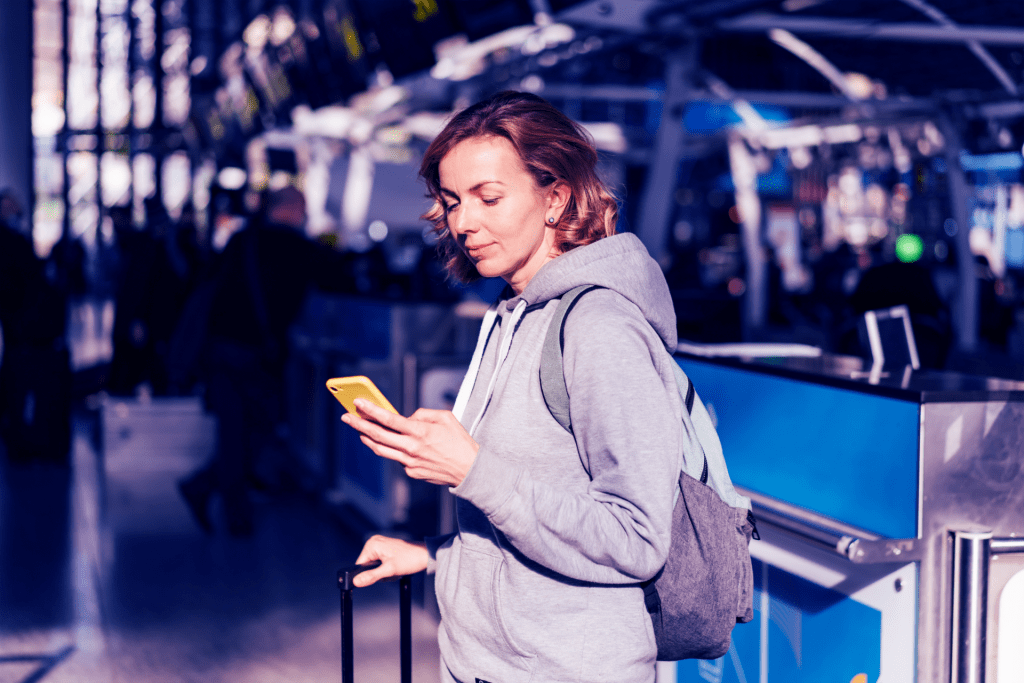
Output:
left=447, top=204, right=478, bottom=239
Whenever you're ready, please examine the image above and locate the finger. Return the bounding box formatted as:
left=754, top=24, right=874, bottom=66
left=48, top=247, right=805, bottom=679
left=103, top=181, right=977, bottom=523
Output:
left=356, top=401, right=419, bottom=438
left=346, top=410, right=430, bottom=455
left=359, top=435, right=412, bottom=467
left=353, top=564, right=389, bottom=587
left=342, top=409, right=395, bottom=435
left=346, top=412, right=407, bottom=448
left=353, top=420, right=418, bottom=458
left=404, top=465, right=436, bottom=483
left=352, top=397, right=399, bottom=423
left=355, top=536, right=384, bottom=565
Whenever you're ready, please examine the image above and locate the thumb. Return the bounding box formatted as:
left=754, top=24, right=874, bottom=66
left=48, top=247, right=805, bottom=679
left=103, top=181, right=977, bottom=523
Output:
left=354, top=535, right=387, bottom=566
left=352, top=563, right=389, bottom=588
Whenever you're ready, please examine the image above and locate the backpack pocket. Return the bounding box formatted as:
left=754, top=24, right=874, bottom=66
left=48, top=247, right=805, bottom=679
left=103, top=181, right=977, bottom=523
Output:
left=651, top=473, right=748, bottom=660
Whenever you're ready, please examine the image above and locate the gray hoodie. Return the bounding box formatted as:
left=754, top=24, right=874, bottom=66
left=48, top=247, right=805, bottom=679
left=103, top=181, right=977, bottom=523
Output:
left=432, top=233, right=683, bottom=683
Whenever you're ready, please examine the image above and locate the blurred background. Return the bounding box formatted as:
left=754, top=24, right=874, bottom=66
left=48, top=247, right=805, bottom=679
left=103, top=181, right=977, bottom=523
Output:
left=3, top=0, right=1024, bottom=681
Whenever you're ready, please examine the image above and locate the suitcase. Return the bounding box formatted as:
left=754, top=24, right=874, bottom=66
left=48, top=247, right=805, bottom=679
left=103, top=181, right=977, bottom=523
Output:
left=337, top=561, right=412, bottom=683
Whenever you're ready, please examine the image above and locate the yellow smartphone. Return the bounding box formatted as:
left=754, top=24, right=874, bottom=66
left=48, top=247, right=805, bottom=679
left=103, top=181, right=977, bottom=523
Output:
left=326, top=376, right=398, bottom=415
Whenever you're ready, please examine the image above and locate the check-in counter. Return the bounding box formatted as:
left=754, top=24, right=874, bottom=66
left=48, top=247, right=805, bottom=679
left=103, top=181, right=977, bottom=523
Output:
left=671, top=352, right=1024, bottom=683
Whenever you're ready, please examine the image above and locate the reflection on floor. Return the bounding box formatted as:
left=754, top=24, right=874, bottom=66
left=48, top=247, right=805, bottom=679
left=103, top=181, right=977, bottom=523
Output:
left=0, top=411, right=441, bottom=683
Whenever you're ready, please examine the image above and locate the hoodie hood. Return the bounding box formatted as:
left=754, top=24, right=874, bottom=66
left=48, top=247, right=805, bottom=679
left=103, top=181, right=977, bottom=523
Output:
left=510, top=232, right=677, bottom=350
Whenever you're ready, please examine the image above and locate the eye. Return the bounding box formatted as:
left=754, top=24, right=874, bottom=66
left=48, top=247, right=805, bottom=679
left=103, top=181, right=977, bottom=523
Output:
left=443, top=201, right=460, bottom=214
left=482, top=197, right=499, bottom=206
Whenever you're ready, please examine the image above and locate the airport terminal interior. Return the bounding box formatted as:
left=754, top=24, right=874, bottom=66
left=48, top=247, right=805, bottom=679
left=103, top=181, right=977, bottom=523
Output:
left=3, top=0, right=1024, bottom=681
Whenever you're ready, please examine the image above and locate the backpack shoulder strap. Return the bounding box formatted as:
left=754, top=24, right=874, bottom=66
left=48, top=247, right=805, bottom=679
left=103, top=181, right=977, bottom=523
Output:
left=539, top=285, right=603, bottom=433
left=669, top=357, right=708, bottom=484
left=539, top=285, right=711, bottom=486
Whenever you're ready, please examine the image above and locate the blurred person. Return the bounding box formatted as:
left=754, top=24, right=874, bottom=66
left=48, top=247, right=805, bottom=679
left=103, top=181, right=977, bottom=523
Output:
left=170, top=202, right=208, bottom=289
left=107, top=205, right=163, bottom=394
left=0, top=189, right=40, bottom=409
left=159, top=203, right=213, bottom=394
left=46, top=229, right=88, bottom=301
left=0, top=190, right=71, bottom=463
left=165, top=196, right=236, bottom=396
left=343, top=92, right=680, bottom=683
left=1, top=189, right=28, bottom=235
left=177, top=185, right=353, bottom=535
left=973, top=255, right=1015, bottom=352
left=847, top=258, right=952, bottom=369
left=107, top=202, right=197, bottom=395
left=150, top=203, right=208, bottom=394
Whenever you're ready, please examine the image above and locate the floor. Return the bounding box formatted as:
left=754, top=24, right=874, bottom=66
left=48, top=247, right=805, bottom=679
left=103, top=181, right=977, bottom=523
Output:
left=0, top=406, right=442, bottom=683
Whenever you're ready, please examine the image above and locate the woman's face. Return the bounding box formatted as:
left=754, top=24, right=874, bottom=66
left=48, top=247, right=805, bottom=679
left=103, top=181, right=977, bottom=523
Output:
left=438, top=135, right=568, bottom=294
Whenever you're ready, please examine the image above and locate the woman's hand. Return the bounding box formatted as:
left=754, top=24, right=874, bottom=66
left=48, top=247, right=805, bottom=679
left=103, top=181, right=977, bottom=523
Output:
left=353, top=535, right=429, bottom=587
left=341, top=399, right=478, bottom=487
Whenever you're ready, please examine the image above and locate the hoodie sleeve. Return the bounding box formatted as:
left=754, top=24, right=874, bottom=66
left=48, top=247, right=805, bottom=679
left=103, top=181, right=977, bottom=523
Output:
left=424, top=533, right=455, bottom=575
left=453, top=291, right=681, bottom=584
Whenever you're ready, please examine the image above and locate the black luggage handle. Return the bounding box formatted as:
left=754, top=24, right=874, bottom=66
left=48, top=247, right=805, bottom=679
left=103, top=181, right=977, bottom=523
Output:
left=337, top=561, right=412, bottom=683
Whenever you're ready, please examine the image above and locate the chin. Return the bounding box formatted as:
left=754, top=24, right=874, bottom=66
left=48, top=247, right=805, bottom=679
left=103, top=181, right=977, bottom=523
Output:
left=472, top=261, right=506, bottom=280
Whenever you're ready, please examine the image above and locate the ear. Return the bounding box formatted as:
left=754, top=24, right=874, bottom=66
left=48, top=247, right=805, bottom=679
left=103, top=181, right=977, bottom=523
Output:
left=546, top=181, right=571, bottom=222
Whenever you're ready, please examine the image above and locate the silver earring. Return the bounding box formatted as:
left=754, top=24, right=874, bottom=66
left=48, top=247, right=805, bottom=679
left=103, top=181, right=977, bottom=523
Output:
left=547, top=217, right=555, bottom=224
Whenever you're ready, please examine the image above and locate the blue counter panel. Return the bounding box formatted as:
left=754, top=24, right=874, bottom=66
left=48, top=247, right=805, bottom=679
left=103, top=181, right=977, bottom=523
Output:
left=678, top=560, right=883, bottom=683
left=676, top=358, right=920, bottom=539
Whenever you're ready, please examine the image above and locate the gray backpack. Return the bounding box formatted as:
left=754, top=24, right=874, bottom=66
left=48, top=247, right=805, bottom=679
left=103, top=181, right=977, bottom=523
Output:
left=539, top=285, right=757, bottom=661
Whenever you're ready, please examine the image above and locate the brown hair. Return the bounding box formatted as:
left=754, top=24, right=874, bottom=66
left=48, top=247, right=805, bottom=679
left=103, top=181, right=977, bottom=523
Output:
left=419, top=91, right=618, bottom=282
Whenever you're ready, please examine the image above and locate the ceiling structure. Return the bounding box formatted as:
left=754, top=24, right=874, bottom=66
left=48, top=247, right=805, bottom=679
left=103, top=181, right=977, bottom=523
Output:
left=179, top=0, right=1024, bottom=169
left=570, top=1, right=1024, bottom=91
left=512, top=0, right=1024, bottom=347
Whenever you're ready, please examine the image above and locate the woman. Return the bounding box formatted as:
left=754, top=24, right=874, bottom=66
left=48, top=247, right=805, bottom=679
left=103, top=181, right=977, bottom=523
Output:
left=343, top=91, right=683, bottom=683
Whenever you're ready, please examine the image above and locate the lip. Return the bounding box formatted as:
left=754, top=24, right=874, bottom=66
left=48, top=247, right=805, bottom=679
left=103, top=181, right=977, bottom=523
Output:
left=464, top=243, right=494, bottom=258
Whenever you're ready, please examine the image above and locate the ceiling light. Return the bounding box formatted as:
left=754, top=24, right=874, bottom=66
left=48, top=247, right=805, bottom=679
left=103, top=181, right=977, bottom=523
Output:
left=580, top=122, right=627, bottom=153
left=218, top=167, right=247, bottom=190
left=271, top=8, right=296, bottom=46
left=368, top=220, right=388, bottom=242
left=243, top=15, right=271, bottom=50
left=844, top=73, right=875, bottom=100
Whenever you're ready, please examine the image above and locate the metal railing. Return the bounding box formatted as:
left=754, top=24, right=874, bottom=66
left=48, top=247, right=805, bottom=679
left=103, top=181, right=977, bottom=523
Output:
left=741, top=487, right=1024, bottom=683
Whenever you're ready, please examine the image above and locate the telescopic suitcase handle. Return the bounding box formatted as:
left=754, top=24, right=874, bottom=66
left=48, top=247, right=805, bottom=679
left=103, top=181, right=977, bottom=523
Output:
left=337, top=561, right=412, bottom=683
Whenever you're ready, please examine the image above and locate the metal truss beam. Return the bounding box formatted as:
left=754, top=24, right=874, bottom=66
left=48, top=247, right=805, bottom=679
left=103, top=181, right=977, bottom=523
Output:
left=537, top=84, right=663, bottom=102
left=538, top=83, right=933, bottom=111
left=717, top=14, right=1024, bottom=46
left=897, top=0, right=1016, bottom=97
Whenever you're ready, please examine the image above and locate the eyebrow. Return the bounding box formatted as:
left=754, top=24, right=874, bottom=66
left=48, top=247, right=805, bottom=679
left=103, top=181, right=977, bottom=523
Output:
left=439, top=180, right=506, bottom=198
